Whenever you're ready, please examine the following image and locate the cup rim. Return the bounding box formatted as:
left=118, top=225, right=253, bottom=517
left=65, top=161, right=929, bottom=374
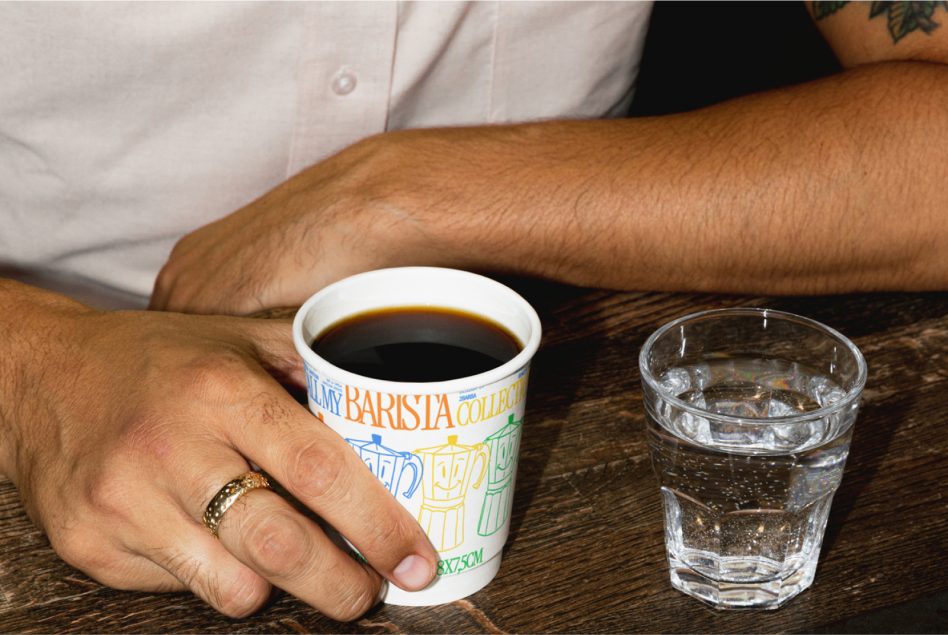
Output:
left=292, top=267, right=543, bottom=395
left=638, top=307, right=868, bottom=425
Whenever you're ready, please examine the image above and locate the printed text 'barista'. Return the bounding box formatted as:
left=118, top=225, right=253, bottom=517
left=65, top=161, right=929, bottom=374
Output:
left=340, top=376, right=528, bottom=430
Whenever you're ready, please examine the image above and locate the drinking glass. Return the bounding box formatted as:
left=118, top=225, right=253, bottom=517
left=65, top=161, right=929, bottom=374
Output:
left=639, top=308, right=867, bottom=609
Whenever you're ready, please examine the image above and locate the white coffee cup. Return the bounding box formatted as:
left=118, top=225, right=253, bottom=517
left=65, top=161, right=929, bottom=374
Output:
left=292, top=267, right=542, bottom=605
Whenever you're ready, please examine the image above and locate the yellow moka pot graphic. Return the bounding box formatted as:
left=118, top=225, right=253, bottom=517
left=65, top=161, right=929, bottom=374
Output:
left=415, top=435, right=489, bottom=551
left=477, top=414, right=523, bottom=536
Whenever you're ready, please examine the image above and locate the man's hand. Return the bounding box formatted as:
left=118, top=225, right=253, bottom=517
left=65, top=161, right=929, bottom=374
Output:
left=0, top=282, right=437, bottom=620
left=149, top=133, right=438, bottom=315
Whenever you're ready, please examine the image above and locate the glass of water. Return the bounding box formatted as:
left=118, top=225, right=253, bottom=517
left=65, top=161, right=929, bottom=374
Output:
left=639, top=308, right=867, bottom=609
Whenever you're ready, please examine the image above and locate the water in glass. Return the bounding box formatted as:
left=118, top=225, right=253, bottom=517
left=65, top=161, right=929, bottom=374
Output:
left=646, top=356, right=856, bottom=609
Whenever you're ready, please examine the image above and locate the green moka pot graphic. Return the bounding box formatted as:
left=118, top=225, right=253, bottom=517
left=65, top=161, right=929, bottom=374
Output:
left=415, top=435, right=489, bottom=551
left=477, top=414, right=523, bottom=536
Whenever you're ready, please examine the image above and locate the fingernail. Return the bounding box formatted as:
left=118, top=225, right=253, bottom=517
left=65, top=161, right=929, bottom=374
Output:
left=392, top=554, right=432, bottom=590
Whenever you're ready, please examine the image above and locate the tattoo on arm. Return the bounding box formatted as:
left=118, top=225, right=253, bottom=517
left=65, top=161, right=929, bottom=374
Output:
left=813, top=1, right=948, bottom=42
left=813, top=1, right=850, bottom=19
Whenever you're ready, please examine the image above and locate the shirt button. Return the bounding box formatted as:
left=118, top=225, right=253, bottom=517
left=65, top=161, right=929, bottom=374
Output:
left=331, top=69, right=357, bottom=96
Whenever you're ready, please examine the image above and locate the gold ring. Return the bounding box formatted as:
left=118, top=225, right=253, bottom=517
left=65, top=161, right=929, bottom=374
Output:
left=202, top=471, right=271, bottom=537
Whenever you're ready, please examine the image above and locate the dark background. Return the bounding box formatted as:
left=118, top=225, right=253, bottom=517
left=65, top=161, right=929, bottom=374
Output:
left=629, top=1, right=841, bottom=116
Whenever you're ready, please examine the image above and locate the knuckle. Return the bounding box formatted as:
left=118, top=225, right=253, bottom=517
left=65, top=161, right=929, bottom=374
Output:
left=211, top=569, right=270, bottom=618
left=164, top=234, right=195, bottom=269
left=242, top=510, right=313, bottom=578
left=287, top=441, right=349, bottom=502
left=180, top=352, right=249, bottom=400
left=152, top=262, right=175, bottom=296
left=152, top=244, right=191, bottom=299
left=84, top=472, right=131, bottom=519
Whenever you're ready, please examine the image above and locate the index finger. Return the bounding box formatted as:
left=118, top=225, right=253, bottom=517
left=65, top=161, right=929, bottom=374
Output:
left=228, top=381, right=438, bottom=593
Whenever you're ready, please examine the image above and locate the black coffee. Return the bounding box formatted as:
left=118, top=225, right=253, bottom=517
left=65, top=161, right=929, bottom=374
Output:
left=312, top=307, right=522, bottom=382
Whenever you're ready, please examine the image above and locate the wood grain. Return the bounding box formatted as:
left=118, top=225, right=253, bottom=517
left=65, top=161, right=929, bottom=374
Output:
left=1, top=285, right=945, bottom=633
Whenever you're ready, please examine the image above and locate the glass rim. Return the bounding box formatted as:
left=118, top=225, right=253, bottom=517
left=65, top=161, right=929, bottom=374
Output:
left=638, top=307, right=868, bottom=426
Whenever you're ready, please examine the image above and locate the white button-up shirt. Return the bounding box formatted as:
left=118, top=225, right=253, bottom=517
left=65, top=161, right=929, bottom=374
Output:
left=0, top=1, right=653, bottom=307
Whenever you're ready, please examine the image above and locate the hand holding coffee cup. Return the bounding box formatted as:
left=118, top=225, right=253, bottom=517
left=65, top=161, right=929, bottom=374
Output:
left=293, top=267, right=542, bottom=605
left=0, top=291, right=437, bottom=621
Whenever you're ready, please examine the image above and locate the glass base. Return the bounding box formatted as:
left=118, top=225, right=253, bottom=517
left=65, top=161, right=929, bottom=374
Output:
left=668, top=554, right=818, bottom=609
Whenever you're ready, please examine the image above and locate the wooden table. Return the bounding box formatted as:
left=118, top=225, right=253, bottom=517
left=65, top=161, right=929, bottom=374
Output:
left=1, top=283, right=945, bottom=633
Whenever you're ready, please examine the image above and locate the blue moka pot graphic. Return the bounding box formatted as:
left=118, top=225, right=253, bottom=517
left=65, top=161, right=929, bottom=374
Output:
left=477, top=414, right=523, bottom=536
left=346, top=434, right=423, bottom=500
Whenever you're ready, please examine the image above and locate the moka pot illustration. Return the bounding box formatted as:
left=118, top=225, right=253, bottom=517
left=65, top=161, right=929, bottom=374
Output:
left=346, top=434, right=423, bottom=500
left=477, top=414, right=523, bottom=536
left=415, top=435, right=489, bottom=551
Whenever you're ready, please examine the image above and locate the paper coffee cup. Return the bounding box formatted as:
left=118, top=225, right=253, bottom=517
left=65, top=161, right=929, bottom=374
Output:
left=292, top=267, right=542, bottom=606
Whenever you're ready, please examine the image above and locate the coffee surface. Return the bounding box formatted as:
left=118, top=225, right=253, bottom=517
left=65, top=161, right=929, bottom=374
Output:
left=312, top=307, right=522, bottom=382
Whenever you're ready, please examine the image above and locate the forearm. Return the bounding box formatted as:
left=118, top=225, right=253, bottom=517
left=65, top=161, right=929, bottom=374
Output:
left=150, top=61, right=945, bottom=314
left=391, top=61, right=947, bottom=293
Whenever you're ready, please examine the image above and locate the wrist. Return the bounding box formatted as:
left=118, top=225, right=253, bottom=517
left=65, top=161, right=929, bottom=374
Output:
left=340, top=127, right=519, bottom=272
left=346, top=122, right=600, bottom=278
left=0, top=281, right=95, bottom=480
left=298, top=130, right=458, bottom=278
